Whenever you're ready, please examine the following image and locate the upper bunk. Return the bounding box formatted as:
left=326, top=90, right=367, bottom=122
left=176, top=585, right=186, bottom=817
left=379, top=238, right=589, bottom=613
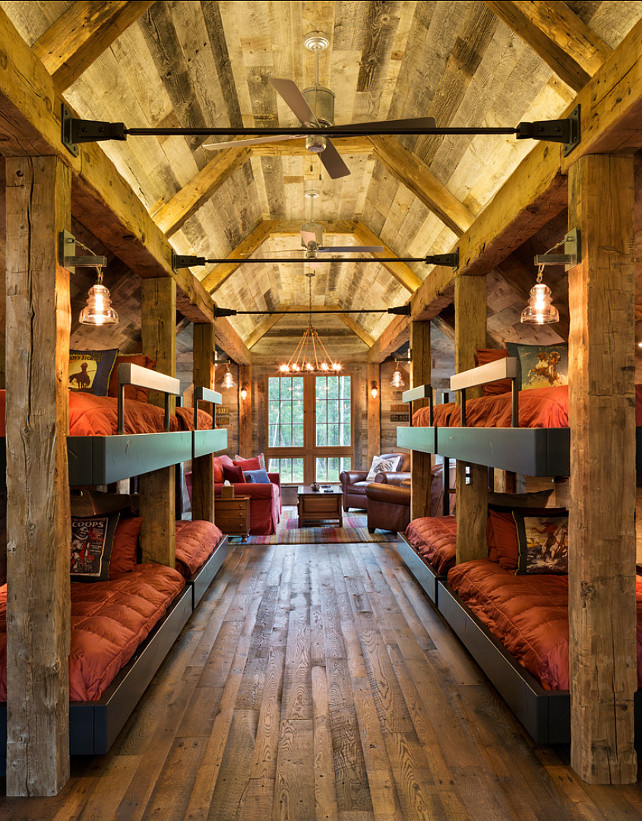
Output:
left=397, top=357, right=642, bottom=476
left=1, top=363, right=228, bottom=485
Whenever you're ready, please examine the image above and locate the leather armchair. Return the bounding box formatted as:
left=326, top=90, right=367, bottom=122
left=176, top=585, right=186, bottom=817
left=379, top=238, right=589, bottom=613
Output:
left=366, top=481, right=411, bottom=532
left=339, top=452, right=410, bottom=511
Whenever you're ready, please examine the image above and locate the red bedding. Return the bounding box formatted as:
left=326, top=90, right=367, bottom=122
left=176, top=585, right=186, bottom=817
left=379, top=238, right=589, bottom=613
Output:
left=413, top=384, right=642, bottom=429
left=0, top=563, right=185, bottom=702
left=0, top=390, right=213, bottom=436
left=175, top=519, right=223, bottom=577
left=405, top=516, right=457, bottom=574
left=447, top=560, right=642, bottom=691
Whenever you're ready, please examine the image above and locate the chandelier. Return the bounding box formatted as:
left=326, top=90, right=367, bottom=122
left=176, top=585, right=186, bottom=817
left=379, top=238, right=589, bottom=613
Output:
left=279, top=275, right=341, bottom=374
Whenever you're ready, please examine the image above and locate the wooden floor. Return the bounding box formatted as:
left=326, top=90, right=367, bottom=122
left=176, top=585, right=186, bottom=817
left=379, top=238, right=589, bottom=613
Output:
left=3, top=537, right=642, bottom=819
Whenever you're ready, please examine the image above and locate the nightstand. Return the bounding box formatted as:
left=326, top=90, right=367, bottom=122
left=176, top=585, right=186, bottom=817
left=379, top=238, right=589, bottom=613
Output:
left=215, top=496, right=250, bottom=539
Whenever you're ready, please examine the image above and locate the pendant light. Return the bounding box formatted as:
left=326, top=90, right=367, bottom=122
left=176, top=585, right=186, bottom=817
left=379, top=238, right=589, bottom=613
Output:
left=221, top=362, right=236, bottom=389
left=521, top=264, right=559, bottom=325
left=79, top=268, right=119, bottom=326
left=278, top=274, right=341, bottom=374
left=390, top=362, right=405, bottom=389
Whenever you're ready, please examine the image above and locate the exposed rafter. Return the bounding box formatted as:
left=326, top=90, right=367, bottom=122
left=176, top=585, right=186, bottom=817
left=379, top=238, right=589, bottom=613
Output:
left=270, top=220, right=358, bottom=237
left=244, top=314, right=285, bottom=350
left=369, top=136, right=475, bottom=236
left=484, top=1, right=611, bottom=92
left=201, top=220, right=279, bottom=293
left=352, top=222, right=423, bottom=292
left=153, top=147, right=252, bottom=237
left=367, top=314, right=410, bottom=364
left=32, top=1, right=156, bottom=92
left=338, top=313, right=375, bottom=348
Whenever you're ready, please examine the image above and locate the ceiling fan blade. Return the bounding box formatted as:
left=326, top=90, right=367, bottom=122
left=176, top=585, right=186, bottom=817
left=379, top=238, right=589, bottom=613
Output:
left=270, top=77, right=318, bottom=125
left=318, top=139, right=351, bottom=179
left=203, top=134, right=303, bottom=150
left=318, top=246, right=384, bottom=253
left=331, top=116, right=436, bottom=132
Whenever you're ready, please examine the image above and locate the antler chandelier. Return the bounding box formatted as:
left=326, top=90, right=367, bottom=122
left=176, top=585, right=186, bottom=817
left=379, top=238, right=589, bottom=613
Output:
left=279, top=275, right=341, bottom=374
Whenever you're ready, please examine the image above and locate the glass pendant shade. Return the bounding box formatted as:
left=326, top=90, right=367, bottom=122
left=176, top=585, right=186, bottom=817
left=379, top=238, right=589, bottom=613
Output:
left=390, top=365, right=405, bottom=389
left=79, top=280, right=118, bottom=326
left=221, top=365, right=235, bottom=389
left=521, top=282, right=559, bottom=325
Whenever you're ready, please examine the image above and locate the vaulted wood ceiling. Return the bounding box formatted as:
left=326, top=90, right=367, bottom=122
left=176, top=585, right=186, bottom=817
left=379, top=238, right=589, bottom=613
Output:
left=3, top=0, right=641, bottom=361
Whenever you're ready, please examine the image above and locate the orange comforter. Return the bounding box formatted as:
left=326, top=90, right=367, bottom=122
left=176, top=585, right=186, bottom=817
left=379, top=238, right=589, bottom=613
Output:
left=447, top=560, right=642, bottom=691
left=413, top=384, right=642, bottom=428
left=405, top=516, right=457, bottom=574
left=0, top=390, right=213, bottom=436
left=0, top=563, right=185, bottom=702
left=174, top=519, right=223, bottom=578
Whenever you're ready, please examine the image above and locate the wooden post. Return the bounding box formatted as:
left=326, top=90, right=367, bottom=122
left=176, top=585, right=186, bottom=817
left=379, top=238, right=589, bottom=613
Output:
left=454, top=275, right=488, bottom=563
left=140, top=278, right=176, bottom=567
left=367, top=362, right=381, bottom=464
left=410, top=319, right=432, bottom=519
left=567, top=154, right=637, bottom=784
left=192, top=322, right=216, bottom=522
left=239, top=362, right=252, bottom=456
left=5, top=156, right=71, bottom=796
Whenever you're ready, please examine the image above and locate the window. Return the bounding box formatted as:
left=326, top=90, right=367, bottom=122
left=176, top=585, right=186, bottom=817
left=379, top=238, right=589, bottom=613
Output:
left=266, top=374, right=353, bottom=484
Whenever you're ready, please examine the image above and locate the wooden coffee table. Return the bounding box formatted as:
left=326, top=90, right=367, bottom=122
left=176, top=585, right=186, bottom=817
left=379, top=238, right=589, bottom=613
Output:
left=297, top=486, right=343, bottom=527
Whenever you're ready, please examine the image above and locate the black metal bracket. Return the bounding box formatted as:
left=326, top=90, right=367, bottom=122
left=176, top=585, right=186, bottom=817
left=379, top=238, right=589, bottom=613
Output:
left=61, top=106, right=127, bottom=156
left=58, top=230, right=107, bottom=274
left=534, top=227, right=580, bottom=271
left=172, top=252, right=207, bottom=270
left=387, top=305, right=411, bottom=315
left=214, top=307, right=237, bottom=318
left=424, top=249, right=459, bottom=270
left=516, top=107, right=580, bottom=155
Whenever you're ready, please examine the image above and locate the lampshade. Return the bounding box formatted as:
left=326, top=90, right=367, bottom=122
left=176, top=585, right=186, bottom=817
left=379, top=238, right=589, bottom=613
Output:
left=221, top=363, right=235, bottom=389
left=390, top=364, right=405, bottom=389
left=521, top=282, right=559, bottom=325
left=79, top=271, right=118, bottom=326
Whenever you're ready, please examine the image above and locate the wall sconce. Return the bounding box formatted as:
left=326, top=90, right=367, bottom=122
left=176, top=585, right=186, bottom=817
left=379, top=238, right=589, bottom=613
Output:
left=370, top=381, right=378, bottom=399
left=240, top=382, right=248, bottom=401
left=79, top=269, right=119, bottom=326
left=520, top=268, right=559, bottom=325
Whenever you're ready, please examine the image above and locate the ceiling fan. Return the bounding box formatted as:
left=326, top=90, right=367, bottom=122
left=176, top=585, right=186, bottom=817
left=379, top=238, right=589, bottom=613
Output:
left=299, top=188, right=383, bottom=258
left=203, top=32, right=436, bottom=179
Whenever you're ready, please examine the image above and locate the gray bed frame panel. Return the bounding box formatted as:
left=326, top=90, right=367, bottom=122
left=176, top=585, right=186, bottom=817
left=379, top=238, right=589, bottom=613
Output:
left=436, top=581, right=570, bottom=743
left=67, top=431, right=193, bottom=486
left=397, top=426, right=437, bottom=454
left=396, top=534, right=442, bottom=605
left=189, top=535, right=229, bottom=608
left=193, top=429, right=228, bottom=460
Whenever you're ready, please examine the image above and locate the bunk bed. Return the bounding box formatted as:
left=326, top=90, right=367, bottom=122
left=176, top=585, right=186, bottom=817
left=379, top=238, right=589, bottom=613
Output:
left=396, top=359, right=642, bottom=744
left=0, top=367, right=230, bottom=766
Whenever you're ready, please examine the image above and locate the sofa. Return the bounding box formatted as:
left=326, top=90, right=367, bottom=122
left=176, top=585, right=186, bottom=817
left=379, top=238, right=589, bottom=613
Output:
left=185, top=455, right=282, bottom=535
left=339, top=452, right=410, bottom=511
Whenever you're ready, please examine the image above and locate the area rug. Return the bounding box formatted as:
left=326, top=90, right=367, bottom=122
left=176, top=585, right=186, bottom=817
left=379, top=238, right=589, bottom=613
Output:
left=244, top=508, right=399, bottom=544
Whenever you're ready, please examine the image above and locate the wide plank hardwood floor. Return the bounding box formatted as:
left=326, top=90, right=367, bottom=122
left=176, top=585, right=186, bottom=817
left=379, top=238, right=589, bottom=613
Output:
left=3, top=538, right=642, bottom=819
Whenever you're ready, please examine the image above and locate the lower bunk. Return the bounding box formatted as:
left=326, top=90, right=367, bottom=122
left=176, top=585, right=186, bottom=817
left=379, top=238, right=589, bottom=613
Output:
left=0, top=517, right=228, bottom=768
left=397, top=513, right=642, bottom=745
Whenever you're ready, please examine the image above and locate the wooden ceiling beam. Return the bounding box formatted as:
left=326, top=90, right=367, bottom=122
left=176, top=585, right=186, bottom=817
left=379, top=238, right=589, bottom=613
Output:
left=369, top=136, right=475, bottom=236
left=152, top=146, right=252, bottom=237
left=483, top=1, right=611, bottom=92
left=352, top=222, right=423, bottom=292
left=215, top=316, right=251, bottom=365
left=367, top=314, right=410, bottom=364
left=338, top=314, right=375, bottom=348
left=251, top=136, right=372, bottom=157
left=32, top=1, right=156, bottom=92
left=244, top=314, right=285, bottom=350
left=201, top=219, right=280, bottom=293
left=270, top=220, right=358, bottom=237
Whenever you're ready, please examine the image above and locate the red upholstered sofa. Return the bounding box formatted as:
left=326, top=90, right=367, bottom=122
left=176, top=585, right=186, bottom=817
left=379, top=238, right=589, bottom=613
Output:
left=185, top=456, right=282, bottom=536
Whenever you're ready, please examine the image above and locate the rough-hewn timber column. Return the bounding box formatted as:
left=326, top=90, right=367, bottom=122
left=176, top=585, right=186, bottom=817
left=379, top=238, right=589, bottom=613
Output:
left=192, top=322, right=216, bottom=522
left=567, top=155, right=637, bottom=784
left=454, top=275, right=488, bottom=563
left=410, top=320, right=432, bottom=519
left=5, top=156, right=71, bottom=796
left=239, top=362, right=252, bottom=457
left=367, top=362, right=381, bottom=464
left=140, top=278, right=176, bottom=567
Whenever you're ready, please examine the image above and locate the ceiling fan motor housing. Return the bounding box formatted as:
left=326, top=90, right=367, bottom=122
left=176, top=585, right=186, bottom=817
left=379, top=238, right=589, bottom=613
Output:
left=302, top=86, right=335, bottom=126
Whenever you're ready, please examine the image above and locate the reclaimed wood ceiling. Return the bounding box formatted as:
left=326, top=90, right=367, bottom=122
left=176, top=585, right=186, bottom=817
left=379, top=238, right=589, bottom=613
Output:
left=2, top=0, right=641, bottom=359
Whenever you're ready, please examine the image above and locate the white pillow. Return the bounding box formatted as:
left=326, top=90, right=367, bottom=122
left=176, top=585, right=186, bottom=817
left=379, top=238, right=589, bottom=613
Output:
left=366, top=454, right=402, bottom=482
